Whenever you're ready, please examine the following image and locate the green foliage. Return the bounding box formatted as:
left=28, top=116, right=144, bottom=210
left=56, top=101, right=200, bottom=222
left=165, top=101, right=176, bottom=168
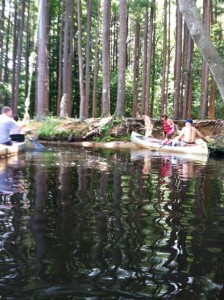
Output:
left=37, top=118, right=61, bottom=139
left=0, top=82, right=11, bottom=106
left=3, top=0, right=224, bottom=121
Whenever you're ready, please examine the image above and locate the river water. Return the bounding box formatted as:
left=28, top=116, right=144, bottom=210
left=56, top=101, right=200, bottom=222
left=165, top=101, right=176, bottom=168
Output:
left=0, top=145, right=224, bottom=299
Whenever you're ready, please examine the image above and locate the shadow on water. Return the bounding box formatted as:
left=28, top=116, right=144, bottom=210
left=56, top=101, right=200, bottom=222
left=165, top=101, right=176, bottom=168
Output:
left=0, top=146, right=224, bottom=299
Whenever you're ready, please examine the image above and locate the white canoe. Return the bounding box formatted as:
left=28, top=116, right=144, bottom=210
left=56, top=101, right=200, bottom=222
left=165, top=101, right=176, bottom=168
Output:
left=0, top=142, right=26, bottom=158
left=131, top=131, right=209, bottom=156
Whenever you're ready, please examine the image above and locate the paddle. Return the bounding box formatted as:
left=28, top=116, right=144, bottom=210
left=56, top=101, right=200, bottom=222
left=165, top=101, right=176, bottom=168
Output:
left=28, top=137, right=44, bottom=149
left=156, top=144, right=165, bottom=151
left=23, top=128, right=44, bottom=149
left=156, top=139, right=175, bottom=151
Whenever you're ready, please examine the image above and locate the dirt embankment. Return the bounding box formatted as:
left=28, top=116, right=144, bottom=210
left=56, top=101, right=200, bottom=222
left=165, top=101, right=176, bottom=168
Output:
left=25, top=117, right=224, bottom=156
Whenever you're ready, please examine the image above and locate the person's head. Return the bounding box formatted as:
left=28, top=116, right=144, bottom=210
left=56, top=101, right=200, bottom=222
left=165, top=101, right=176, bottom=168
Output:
left=161, top=114, right=168, bottom=120
left=2, top=106, right=13, bottom=117
left=185, top=119, right=193, bottom=126
left=141, top=114, right=146, bottom=119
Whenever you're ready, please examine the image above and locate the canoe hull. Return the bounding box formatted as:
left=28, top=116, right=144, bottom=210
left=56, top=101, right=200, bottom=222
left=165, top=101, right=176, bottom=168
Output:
left=131, top=131, right=209, bottom=156
left=0, top=142, right=26, bottom=158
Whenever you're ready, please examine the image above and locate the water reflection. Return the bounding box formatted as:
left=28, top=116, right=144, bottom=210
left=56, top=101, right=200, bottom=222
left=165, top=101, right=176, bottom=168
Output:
left=0, top=147, right=224, bottom=298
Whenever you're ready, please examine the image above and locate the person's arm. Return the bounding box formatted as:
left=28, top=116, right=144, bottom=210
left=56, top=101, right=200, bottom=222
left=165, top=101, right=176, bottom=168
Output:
left=196, top=129, right=208, bottom=142
left=177, top=128, right=185, bottom=141
left=167, top=119, right=175, bottom=129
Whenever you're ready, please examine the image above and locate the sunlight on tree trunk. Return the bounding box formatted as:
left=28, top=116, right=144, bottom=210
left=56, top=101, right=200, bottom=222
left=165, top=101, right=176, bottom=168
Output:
left=36, top=0, right=49, bottom=121
left=178, top=0, right=224, bottom=103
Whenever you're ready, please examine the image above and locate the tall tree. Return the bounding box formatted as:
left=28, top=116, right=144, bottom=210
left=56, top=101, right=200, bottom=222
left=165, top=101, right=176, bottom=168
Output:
left=146, top=0, right=155, bottom=117
left=114, top=0, right=127, bottom=118
left=132, top=20, right=140, bottom=117
left=77, top=0, right=85, bottom=120
left=182, top=26, right=194, bottom=119
left=101, top=0, right=111, bottom=117
left=161, top=0, right=168, bottom=115
left=200, top=0, right=211, bottom=119
left=209, top=79, right=215, bottom=119
left=67, top=0, right=74, bottom=117
left=150, top=6, right=157, bottom=117
left=36, top=0, right=49, bottom=120
left=13, top=0, right=25, bottom=115
left=92, top=0, right=101, bottom=118
left=11, top=1, right=18, bottom=109
left=84, top=0, right=92, bottom=118
left=3, top=4, right=11, bottom=104
left=178, top=0, right=224, bottom=103
left=173, top=0, right=182, bottom=119
left=141, top=9, right=148, bottom=114
left=57, top=13, right=63, bottom=116
left=25, top=1, right=31, bottom=99
left=0, top=0, right=5, bottom=82
left=61, top=0, right=70, bottom=117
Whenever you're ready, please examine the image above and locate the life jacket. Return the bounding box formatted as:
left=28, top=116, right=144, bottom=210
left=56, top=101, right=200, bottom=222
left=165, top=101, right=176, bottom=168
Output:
left=163, top=119, right=172, bottom=133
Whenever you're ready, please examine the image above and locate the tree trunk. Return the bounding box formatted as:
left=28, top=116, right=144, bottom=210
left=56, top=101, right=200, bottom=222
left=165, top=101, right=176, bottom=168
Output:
left=141, top=9, right=148, bottom=114
left=67, top=0, right=74, bottom=117
left=101, top=0, right=111, bottom=117
left=178, top=0, right=224, bottom=103
left=36, top=0, right=49, bottom=120
left=183, top=26, right=194, bottom=119
left=132, top=21, right=140, bottom=118
left=0, top=0, right=5, bottom=82
left=3, top=7, right=11, bottom=98
left=112, top=12, right=117, bottom=72
left=11, top=1, right=18, bottom=110
left=150, top=8, right=156, bottom=117
left=13, top=0, right=25, bottom=115
left=145, top=0, right=155, bottom=116
left=114, top=0, right=127, bottom=118
left=200, top=0, right=211, bottom=119
left=92, top=0, right=101, bottom=118
left=57, top=13, right=63, bottom=116
left=84, top=0, right=92, bottom=118
left=61, top=0, right=70, bottom=117
left=209, top=79, right=215, bottom=119
left=77, top=0, right=85, bottom=121
left=165, top=0, right=171, bottom=114
left=25, top=1, right=30, bottom=100
left=173, top=0, right=182, bottom=119
left=161, top=0, right=167, bottom=115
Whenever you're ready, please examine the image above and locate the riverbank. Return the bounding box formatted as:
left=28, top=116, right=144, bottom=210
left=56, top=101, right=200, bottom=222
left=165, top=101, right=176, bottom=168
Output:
left=24, top=117, right=224, bottom=157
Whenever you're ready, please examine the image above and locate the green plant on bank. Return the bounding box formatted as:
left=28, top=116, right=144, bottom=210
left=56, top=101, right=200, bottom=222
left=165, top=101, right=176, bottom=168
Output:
left=93, top=133, right=130, bottom=143
left=100, top=117, right=120, bottom=134
left=37, top=119, right=61, bottom=139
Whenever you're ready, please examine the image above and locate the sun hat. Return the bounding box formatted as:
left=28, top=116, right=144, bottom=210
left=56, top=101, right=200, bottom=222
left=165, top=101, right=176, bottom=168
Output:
left=185, top=119, right=193, bottom=124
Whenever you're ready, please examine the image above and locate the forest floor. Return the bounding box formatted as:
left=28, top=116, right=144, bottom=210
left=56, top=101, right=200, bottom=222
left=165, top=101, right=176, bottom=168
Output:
left=25, top=116, right=224, bottom=157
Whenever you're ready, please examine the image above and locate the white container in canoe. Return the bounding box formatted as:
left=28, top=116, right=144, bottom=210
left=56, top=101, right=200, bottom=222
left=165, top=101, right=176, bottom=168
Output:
left=131, top=131, right=209, bottom=156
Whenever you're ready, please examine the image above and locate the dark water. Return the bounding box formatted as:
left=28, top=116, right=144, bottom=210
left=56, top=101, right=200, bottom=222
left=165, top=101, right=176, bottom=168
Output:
left=0, top=146, right=224, bottom=299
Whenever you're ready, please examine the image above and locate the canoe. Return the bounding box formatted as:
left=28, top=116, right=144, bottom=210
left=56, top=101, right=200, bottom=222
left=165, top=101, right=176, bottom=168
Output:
left=0, top=141, right=26, bottom=158
left=131, top=131, right=209, bottom=156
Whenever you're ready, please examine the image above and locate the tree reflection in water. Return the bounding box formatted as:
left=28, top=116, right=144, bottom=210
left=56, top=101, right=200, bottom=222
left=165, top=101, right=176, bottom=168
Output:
left=0, top=147, right=223, bottom=299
